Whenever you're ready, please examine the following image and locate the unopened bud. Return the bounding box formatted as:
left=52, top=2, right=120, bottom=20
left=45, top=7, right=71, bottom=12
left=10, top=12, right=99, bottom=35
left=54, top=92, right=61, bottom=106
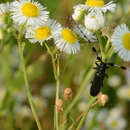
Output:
left=102, top=23, right=117, bottom=39
left=102, top=27, right=107, bottom=36
left=85, top=12, right=105, bottom=32
left=97, top=92, right=109, bottom=106
left=110, top=22, right=117, bottom=29
left=64, top=88, right=72, bottom=100
left=72, top=6, right=84, bottom=22
left=56, top=99, right=63, bottom=112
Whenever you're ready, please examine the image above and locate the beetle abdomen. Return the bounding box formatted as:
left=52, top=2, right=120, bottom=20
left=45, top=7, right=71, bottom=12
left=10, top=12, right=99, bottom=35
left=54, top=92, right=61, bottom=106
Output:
left=90, top=75, right=103, bottom=96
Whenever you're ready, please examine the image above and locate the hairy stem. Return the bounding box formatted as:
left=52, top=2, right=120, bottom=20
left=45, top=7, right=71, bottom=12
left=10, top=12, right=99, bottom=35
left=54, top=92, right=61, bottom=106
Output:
left=44, top=42, right=57, bottom=80
left=105, top=39, right=110, bottom=53
left=44, top=42, right=60, bottom=130
left=96, top=32, right=105, bottom=61
left=106, top=47, right=114, bottom=60
left=56, top=56, right=60, bottom=130
left=18, top=25, right=42, bottom=130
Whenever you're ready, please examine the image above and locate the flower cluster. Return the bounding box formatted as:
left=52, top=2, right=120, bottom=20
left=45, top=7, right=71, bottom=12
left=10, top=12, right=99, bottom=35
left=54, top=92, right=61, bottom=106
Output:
left=9, top=0, right=80, bottom=54
left=0, top=0, right=81, bottom=54
left=72, top=0, right=130, bottom=61
left=0, top=0, right=93, bottom=55
left=72, top=0, right=116, bottom=31
left=0, top=0, right=129, bottom=60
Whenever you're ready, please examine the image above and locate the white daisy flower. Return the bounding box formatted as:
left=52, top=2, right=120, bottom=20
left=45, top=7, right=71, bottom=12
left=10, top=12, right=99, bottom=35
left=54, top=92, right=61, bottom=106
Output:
left=105, top=107, right=127, bottom=130
left=54, top=28, right=80, bottom=54
left=105, top=116, right=126, bottom=130
left=111, top=24, right=130, bottom=61
left=10, top=0, right=49, bottom=26
left=117, top=85, right=130, bottom=101
left=84, top=12, right=105, bottom=32
left=74, top=0, right=116, bottom=13
left=0, top=2, right=10, bottom=26
left=72, top=4, right=84, bottom=21
left=25, top=19, right=62, bottom=45
left=85, top=0, right=116, bottom=13
left=73, top=24, right=97, bottom=42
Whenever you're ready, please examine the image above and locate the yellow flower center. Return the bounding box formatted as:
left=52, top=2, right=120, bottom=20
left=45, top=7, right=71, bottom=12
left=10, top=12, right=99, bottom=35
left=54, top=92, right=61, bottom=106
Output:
left=62, top=29, right=77, bottom=44
left=85, top=0, right=104, bottom=7
left=111, top=121, right=118, bottom=128
left=122, top=33, right=130, bottom=50
left=35, top=26, right=51, bottom=40
left=91, top=15, right=96, bottom=19
left=22, top=2, right=40, bottom=17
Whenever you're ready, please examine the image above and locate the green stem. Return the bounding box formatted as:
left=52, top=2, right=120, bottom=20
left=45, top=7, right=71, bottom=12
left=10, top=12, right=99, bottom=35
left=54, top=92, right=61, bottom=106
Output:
left=76, top=97, right=97, bottom=130
left=17, top=26, right=42, bottom=130
left=105, top=39, right=110, bottom=53
left=106, top=47, right=114, bottom=61
left=96, top=32, right=105, bottom=61
left=44, top=42, right=57, bottom=80
left=55, top=56, right=60, bottom=130
left=69, top=68, right=95, bottom=111
left=44, top=42, right=60, bottom=130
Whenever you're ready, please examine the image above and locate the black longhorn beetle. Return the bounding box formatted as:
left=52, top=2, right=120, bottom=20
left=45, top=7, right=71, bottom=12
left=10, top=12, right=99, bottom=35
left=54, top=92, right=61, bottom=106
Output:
left=90, top=47, right=126, bottom=96
left=71, top=17, right=126, bottom=96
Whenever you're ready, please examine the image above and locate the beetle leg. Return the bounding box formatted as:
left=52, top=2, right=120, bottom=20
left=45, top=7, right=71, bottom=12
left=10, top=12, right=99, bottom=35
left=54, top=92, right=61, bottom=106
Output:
left=95, top=62, right=100, bottom=67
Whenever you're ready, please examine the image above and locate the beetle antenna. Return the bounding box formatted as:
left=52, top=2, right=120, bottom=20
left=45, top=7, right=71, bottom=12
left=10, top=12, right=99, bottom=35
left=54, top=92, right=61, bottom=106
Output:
left=92, top=47, right=102, bottom=62
left=71, top=17, right=91, bottom=43
left=92, top=47, right=98, bottom=56
left=107, top=63, right=126, bottom=70
left=115, top=65, right=126, bottom=70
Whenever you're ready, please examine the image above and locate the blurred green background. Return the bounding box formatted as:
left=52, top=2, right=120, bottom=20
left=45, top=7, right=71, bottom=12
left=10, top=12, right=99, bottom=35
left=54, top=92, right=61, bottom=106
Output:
left=0, top=0, right=130, bottom=130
